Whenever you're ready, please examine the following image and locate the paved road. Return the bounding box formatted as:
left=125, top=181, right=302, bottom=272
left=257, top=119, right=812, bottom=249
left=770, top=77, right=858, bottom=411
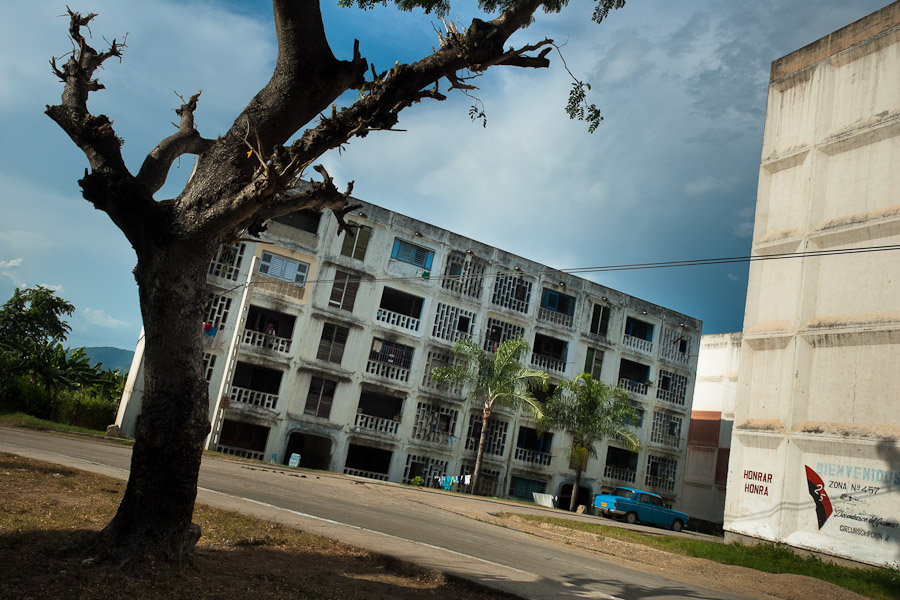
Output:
left=0, top=427, right=749, bottom=600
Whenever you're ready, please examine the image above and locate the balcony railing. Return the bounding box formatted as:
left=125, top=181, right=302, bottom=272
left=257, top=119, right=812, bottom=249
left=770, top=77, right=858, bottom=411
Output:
left=253, top=274, right=305, bottom=302
left=366, top=359, right=410, bottom=382
left=241, top=329, right=292, bottom=355
left=645, top=475, right=675, bottom=492
left=343, top=468, right=390, bottom=481
left=623, top=334, right=654, bottom=355
left=656, top=388, right=686, bottom=407
left=537, top=307, right=573, bottom=329
left=604, top=465, right=637, bottom=483
left=354, top=413, right=400, bottom=436
left=217, top=444, right=265, bottom=462
left=230, top=385, right=279, bottom=410
left=413, top=429, right=452, bottom=446
left=650, top=433, right=681, bottom=449
left=376, top=308, right=421, bottom=332
left=618, top=378, right=648, bottom=396
left=514, top=447, right=552, bottom=466
left=531, top=352, right=566, bottom=373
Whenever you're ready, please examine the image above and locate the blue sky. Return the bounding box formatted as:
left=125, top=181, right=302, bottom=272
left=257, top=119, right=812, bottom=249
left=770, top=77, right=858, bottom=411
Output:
left=0, top=0, right=890, bottom=350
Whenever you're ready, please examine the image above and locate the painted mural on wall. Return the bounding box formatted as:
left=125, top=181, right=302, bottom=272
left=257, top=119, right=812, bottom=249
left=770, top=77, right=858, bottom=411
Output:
left=800, top=459, right=900, bottom=564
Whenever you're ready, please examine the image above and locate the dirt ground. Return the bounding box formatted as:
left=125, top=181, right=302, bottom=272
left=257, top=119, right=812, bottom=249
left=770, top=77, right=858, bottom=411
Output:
left=491, top=514, right=870, bottom=600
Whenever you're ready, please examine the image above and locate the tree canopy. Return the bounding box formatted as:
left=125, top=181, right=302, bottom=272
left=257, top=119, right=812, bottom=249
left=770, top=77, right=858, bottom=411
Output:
left=0, top=286, right=75, bottom=347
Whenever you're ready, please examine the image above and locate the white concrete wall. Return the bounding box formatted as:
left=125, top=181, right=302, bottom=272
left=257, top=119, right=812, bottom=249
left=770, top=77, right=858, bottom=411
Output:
left=726, top=3, right=900, bottom=566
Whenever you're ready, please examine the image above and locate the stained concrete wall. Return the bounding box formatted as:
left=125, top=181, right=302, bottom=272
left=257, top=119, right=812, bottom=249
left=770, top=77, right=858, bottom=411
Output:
left=725, top=1, right=900, bottom=567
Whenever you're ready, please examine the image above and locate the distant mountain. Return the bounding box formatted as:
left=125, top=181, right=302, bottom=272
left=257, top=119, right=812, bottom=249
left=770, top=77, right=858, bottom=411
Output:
left=82, top=347, right=134, bottom=374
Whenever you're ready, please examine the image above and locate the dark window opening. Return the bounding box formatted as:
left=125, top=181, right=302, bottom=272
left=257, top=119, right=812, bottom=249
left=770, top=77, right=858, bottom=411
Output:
left=369, top=339, right=414, bottom=369
left=330, top=270, right=361, bottom=312
left=380, top=287, right=424, bottom=319
left=625, top=317, right=654, bottom=342
left=273, top=209, right=321, bottom=234
left=540, top=288, right=576, bottom=316
left=533, top=333, right=568, bottom=360
left=516, top=426, right=553, bottom=452
left=606, top=446, right=639, bottom=470
left=232, top=362, right=282, bottom=394
left=457, top=315, right=471, bottom=332
left=590, top=303, right=610, bottom=336
left=585, top=348, right=603, bottom=379
left=509, top=476, right=546, bottom=500
left=345, top=443, right=392, bottom=475
left=283, top=432, right=332, bottom=470
left=678, top=338, right=688, bottom=353
left=358, top=389, right=403, bottom=420
left=619, top=358, right=650, bottom=383
left=246, top=305, right=295, bottom=339
left=220, top=419, right=269, bottom=452
left=659, top=374, right=672, bottom=391
left=532, top=383, right=558, bottom=405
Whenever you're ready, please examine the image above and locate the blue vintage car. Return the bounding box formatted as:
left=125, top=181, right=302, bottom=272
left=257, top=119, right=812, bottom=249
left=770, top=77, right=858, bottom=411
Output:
left=592, top=486, right=689, bottom=532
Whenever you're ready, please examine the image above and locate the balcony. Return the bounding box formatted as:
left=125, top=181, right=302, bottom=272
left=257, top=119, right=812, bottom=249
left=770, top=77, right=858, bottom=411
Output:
left=651, top=433, right=682, bottom=449
left=354, top=413, right=400, bottom=436
left=514, top=447, right=552, bottom=467
left=531, top=352, right=566, bottom=373
left=645, top=475, right=675, bottom=492
left=343, top=468, right=390, bottom=481
left=253, top=273, right=306, bottom=302
left=376, top=308, right=421, bottom=332
left=604, top=465, right=637, bottom=483
left=623, top=333, right=653, bottom=355
left=618, top=378, right=648, bottom=396
left=242, top=329, right=292, bottom=355
left=366, top=359, right=410, bottom=382
left=230, top=385, right=279, bottom=410
left=537, top=306, right=574, bottom=329
left=216, top=444, right=265, bottom=462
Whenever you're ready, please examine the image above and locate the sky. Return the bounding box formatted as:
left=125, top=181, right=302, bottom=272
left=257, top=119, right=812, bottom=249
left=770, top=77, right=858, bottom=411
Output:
left=0, top=0, right=891, bottom=350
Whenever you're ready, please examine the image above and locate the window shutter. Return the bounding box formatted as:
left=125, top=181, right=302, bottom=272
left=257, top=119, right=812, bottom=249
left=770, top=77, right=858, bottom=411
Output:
left=330, top=272, right=348, bottom=307
left=317, top=323, right=336, bottom=361
left=343, top=276, right=360, bottom=311
left=353, top=227, right=370, bottom=260
left=305, top=377, right=323, bottom=414
left=341, top=232, right=355, bottom=257
left=317, top=379, right=335, bottom=418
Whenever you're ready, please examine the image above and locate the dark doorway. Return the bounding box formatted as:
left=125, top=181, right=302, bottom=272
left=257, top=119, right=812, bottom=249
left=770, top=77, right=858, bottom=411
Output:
left=558, top=483, right=593, bottom=511
left=283, top=432, right=332, bottom=470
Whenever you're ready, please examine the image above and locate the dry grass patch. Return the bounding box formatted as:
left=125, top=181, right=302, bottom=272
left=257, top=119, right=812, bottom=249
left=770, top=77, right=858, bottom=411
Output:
left=0, top=453, right=517, bottom=599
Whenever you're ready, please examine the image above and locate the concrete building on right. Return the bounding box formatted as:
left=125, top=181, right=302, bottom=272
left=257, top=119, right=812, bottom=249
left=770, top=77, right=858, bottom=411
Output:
left=724, top=2, right=900, bottom=566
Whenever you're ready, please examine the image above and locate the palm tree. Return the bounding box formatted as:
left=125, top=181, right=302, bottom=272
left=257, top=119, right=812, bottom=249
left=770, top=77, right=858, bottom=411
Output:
left=540, top=373, right=639, bottom=511
left=431, top=337, right=548, bottom=495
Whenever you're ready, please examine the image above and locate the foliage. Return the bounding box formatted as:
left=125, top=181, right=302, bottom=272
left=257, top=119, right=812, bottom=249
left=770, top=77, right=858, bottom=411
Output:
left=0, top=286, right=74, bottom=347
left=409, top=476, right=425, bottom=487
left=341, top=0, right=626, bottom=24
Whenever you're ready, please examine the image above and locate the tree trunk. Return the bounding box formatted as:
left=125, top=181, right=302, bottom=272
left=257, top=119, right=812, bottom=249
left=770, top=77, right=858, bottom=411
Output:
left=569, top=462, right=583, bottom=512
left=472, top=404, right=493, bottom=496
left=93, top=242, right=213, bottom=563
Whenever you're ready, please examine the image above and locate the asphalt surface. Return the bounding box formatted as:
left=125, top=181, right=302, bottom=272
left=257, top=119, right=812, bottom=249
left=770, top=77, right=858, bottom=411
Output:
left=0, top=426, right=749, bottom=600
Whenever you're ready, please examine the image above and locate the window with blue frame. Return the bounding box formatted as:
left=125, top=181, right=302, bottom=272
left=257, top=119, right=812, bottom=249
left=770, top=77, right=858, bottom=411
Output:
left=540, top=288, right=576, bottom=316
left=624, top=316, right=654, bottom=341
left=391, top=238, right=434, bottom=269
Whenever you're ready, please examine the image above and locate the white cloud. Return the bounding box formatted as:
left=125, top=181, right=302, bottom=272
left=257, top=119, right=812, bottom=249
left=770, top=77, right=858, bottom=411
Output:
left=727, top=273, right=744, bottom=283
left=732, top=205, right=756, bottom=238
left=0, top=258, right=23, bottom=269
left=83, top=307, right=130, bottom=329
left=38, top=283, right=64, bottom=293
left=685, top=175, right=737, bottom=197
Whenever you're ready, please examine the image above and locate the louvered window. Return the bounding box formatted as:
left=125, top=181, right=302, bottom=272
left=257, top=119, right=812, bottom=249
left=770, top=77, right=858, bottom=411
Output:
left=341, top=226, right=372, bottom=261
left=317, top=322, right=349, bottom=364
left=305, top=376, right=336, bottom=419
left=258, top=251, right=309, bottom=284
left=329, top=270, right=361, bottom=312
left=391, top=238, right=434, bottom=269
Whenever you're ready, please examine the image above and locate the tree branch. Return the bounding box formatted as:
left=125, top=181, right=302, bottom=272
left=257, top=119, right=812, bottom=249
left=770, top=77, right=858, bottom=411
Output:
left=137, top=91, right=214, bottom=195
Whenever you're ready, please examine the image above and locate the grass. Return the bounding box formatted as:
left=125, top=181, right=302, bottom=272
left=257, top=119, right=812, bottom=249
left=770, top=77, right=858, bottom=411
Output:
left=0, top=411, right=124, bottom=438
left=0, top=452, right=515, bottom=600
left=500, top=513, right=900, bottom=600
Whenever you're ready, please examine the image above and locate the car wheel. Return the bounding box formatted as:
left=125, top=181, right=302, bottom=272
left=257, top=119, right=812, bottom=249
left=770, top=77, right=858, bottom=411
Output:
left=671, top=519, right=684, bottom=532
left=625, top=512, right=637, bottom=525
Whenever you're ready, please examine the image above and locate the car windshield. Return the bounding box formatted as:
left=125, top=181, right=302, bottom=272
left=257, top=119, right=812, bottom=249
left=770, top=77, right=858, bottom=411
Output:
left=611, top=488, right=634, bottom=499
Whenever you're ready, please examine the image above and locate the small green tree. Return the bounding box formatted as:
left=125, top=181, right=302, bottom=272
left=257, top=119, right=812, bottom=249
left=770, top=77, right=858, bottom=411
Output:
left=431, top=337, right=548, bottom=495
left=0, top=286, right=75, bottom=347
left=540, top=373, right=639, bottom=511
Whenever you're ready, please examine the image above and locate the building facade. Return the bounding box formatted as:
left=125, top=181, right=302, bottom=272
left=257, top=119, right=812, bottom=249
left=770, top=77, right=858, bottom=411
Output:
left=683, top=333, right=740, bottom=529
left=117, top=198, right=701, bottom=508
left=724, top=2, right=900, bottom=566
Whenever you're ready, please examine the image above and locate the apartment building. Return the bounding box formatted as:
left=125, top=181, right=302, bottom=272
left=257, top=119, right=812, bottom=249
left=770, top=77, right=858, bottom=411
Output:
left=117, top=198, right=701, bottom=508
left=725, top=2, right=900, bottom=566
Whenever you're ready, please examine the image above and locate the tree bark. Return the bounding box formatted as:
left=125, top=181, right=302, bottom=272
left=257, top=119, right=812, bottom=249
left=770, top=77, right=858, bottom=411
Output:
left=569, top=462, right=583, bottom=512
left=94, top=240, right=213, bottom=562
left=472, top=404, right=493, bottom=495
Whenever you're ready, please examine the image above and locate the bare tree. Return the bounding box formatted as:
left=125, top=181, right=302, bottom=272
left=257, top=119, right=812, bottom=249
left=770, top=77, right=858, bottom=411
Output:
left=47, top=0, right=624, bottom=563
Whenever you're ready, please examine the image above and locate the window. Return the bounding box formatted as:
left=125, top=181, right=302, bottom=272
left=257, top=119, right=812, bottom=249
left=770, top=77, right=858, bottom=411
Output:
left=208, top=243, right=246, bottom=281
left=317, top=322, right=349, bottom=364
left=656, top=369, right=688, bottom=405
left=483, top=318, right=525, bottom=352
left=540, top=289, right=576, bottom=316
left=491, top=273, right=532, bottom=313
left=432, top=303, right=476, bottom=342
left=625, top=316, right=654, bottom=342
left=589, top=303, right=610, bottom=336
left=441, top=251, right=485, bottom=298
left=258, top=251, right=309, bottom=285
left=391, top=238, right=434, bottom=269
left=508, top=476, right=546, bottom=500
left=341, top=225, right=371, bottom=261
left=204, top=293, right=232, bottom=330
left=585, top=348, right=603, bottom=379
left=273, top=209, right=321, bottom=234
left=202, top=353, right=216, bottom=382
left=465, top=414, right=509, bottom=456
left=219, top=419, right=269, bottom=452
left=368, top=339, right=414, bottom=369
left=329, top=270, right=360, bottom=312
left=305, top=377, right=336, bottom=418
